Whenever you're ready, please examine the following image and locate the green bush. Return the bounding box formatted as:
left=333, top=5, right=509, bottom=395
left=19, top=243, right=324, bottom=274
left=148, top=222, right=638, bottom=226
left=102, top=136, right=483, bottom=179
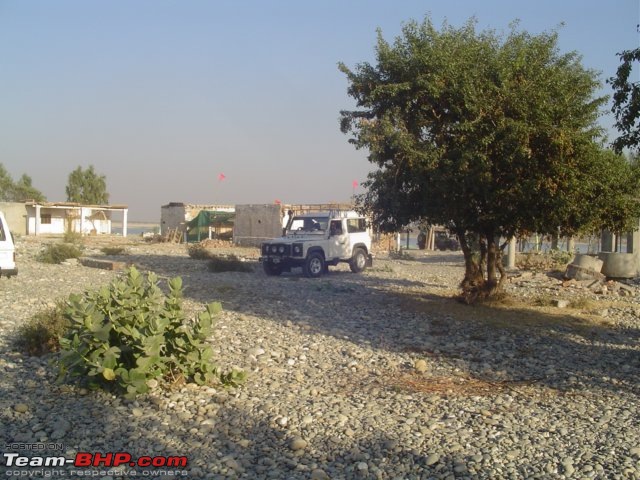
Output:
left=63, top=230, right=83, bottom=244
left=37, top=243, right=84, bottom=264
left=187, top=243, right=212, bottom=259
left=101, top=246, right=127, bottom=256
left=517, top=250, right=574, bottom=272
left=549, top=249, right=574, bottom=267
left=15, top=302, right=69, bottom=356
left=389, top=249, right=414, bottom=261
left=57, top=266, right=245, bottom=398
left=208, top=254, right=253, bottom=273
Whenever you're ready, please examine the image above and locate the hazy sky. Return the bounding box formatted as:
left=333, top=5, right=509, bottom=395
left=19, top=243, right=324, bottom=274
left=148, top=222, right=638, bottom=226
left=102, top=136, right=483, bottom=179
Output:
left=1, top=1, right=638, bottom=221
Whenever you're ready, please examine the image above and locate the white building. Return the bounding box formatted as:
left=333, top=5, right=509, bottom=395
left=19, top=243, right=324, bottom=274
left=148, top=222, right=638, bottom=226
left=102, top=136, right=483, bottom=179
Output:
left=25, top=202, right=129, bottom=236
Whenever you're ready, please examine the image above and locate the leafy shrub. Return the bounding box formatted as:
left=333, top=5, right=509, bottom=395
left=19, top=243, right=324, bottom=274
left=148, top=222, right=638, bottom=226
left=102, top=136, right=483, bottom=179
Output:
left=549, top=249, right=574, bottom=267
left=187, top=243, right=212, bottom=260
left=63, top=230, right=83, bottom=244
left=101, top=246, right=126, bottom=256
left=517, top=250, right=575, bottom=272
left=15, top=302, right=69, bottom=356
left=57, top=266, right=245, bottom=398
left=208, top=254, right=253, bottom=273
left=37, top=243, right=84, bottom=264
left=389, top=249, right=414, bottom=261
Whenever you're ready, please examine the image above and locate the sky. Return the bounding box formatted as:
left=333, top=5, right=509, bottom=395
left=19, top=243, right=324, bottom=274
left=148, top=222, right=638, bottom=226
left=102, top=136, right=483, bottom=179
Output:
left=0, top=1, right=638, bottom=221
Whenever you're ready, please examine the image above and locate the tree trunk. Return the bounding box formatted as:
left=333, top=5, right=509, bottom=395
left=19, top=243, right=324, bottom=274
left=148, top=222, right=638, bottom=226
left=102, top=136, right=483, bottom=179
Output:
left=457, top=231, right=482, bottom=289
left=456, top=230, right=508, bottom=303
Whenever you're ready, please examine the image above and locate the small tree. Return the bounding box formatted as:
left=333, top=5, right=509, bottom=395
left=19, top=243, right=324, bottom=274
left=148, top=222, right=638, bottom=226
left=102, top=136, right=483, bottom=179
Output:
left=66, top=165, right=109, bottom=204
left=340, top=18, right=640, bottom=302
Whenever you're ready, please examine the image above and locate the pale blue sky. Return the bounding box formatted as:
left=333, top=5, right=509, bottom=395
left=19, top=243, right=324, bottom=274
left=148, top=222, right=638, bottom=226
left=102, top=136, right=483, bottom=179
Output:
left=1, top=0, right=638, bottom=221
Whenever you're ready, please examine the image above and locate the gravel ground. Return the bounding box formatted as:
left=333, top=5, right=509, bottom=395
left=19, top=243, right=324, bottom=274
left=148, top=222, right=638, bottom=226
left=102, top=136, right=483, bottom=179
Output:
left=1, top=236, right=639, bottom=479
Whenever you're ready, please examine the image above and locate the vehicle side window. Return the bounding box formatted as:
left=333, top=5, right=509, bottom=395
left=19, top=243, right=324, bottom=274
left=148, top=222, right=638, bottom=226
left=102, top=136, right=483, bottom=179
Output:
left=346, top=218, right=366, bottom=233
left=329, top=220, right=343, bottom=235
left=0, top=222, right=5, bottom=242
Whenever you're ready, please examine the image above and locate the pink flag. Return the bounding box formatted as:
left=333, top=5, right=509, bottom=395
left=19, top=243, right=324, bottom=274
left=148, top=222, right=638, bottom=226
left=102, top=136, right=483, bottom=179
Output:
left=352, top=180, right=358, bottom=189
left=218, top=173, right=226, bottom=181
left=274, top=199, right=281, bottom=205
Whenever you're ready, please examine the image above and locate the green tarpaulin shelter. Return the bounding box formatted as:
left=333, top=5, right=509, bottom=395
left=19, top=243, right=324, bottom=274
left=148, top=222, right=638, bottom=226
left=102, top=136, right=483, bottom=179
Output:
left=186, top=210, right=235, bottom=243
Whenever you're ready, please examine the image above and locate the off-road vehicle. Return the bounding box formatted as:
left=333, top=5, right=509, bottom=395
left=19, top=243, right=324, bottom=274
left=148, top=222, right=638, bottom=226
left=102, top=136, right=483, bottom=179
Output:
left=259, top=210, right=372, bottom=278
left=0, top=212, right=17, bottom=278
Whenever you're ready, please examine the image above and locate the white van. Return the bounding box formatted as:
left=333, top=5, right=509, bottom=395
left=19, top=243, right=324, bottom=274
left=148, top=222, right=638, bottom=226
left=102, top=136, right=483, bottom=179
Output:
left=0, top=211, right=17, bottom=278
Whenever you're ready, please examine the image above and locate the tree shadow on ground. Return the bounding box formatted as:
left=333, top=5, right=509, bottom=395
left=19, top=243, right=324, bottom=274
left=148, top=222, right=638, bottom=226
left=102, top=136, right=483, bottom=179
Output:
left=400, top=252, right=464, bottom=265
left=2, top=249, right=637, bottom=479
left=98, top=251, right=640, bottom=398
left=0, top=353, right=509, bottom=479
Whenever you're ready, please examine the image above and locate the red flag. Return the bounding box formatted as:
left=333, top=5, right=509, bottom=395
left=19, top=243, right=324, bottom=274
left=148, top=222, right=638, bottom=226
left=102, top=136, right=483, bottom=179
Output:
left=218, top=173, right=226, bottom=181
left=274, top=199, right=281, bottom=205
left=352, top=180, right=358, bottom=189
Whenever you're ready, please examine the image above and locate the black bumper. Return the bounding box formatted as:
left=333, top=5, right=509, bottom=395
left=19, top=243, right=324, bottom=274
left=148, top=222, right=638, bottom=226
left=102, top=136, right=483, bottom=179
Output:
left=0, top=267, right=18, bottom=278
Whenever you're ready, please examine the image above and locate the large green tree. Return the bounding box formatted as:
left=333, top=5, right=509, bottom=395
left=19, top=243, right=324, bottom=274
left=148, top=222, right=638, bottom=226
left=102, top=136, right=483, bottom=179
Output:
left=340, top=18, right=640, bottom=301
left=0, top=163, right=46, bottom=202
left=609, top=47, right=640, bottom=153
left=66, top=165, right=109, bottom=204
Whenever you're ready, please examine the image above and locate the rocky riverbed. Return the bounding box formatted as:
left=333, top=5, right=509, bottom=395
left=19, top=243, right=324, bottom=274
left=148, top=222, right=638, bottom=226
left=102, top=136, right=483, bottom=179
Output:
left=1, top=236, right=639, bottom=479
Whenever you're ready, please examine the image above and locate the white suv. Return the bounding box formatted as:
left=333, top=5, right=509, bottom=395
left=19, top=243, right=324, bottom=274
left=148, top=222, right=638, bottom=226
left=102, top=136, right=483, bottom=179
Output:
left=0, top=212, right=17, bottom=278
left=260, top=210, right=372, bottom=278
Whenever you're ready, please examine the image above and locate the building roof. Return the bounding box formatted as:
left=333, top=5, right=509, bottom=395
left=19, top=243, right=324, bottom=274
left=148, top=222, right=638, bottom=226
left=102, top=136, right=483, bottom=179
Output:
left=25, top=201, right=128, bottom=210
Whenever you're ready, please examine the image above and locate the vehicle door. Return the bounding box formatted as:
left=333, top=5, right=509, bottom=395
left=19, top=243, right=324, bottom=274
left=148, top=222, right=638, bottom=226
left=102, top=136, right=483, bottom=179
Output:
left=328, top=219, right=350, bottom=259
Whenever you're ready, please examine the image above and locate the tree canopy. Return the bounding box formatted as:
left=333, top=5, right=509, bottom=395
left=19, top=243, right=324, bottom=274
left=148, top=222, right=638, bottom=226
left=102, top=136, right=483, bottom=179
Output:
left=340, top=18, right=640, bottom=301
left=0, top=163, right=46, bottom=202
left=66, top=165, right=109, bottom=205
left=610, top=47, right=640, bottom=153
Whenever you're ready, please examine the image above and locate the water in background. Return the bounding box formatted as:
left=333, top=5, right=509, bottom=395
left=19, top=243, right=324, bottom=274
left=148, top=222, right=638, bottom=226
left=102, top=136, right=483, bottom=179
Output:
left=112, top=224, right=159, bottom=236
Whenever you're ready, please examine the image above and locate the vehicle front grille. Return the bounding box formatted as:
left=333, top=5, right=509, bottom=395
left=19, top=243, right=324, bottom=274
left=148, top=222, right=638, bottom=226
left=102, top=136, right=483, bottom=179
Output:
left=262, top=244, right=291, bottom=256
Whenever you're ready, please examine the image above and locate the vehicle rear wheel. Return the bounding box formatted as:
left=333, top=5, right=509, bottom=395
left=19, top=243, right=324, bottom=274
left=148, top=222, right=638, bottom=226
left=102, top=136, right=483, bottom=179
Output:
left=303, top=252, right=325, bottom=278
left=263, top=261, right=283, bottom=276
left=349, top=248, right=367, bottom=273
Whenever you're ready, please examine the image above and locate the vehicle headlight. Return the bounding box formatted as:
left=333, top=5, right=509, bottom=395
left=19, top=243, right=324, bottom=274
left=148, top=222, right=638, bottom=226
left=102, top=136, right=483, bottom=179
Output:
left=293, top=245, right=301, bottom=254
left=278, top=245, right=285, bottom=253
left=271, top=245, right=278, bottom=253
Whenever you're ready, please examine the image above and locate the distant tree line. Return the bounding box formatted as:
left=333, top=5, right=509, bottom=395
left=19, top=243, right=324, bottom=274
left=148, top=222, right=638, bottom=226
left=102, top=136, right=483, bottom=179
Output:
left=0, top=163, right=109, bottom=205
left=0, top=163, right=46, bottom=202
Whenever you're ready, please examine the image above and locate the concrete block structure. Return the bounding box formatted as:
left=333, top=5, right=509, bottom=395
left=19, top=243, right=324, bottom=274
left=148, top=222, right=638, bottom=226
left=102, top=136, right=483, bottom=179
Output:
left=160, top=202, right=234, bottom=237
left=598, top=221, right=640, bottom=278
left=232, top=204, right=285, bottom=247
left=232, top=203, right=356, bottom=247
left=0, top=202, right=28, bottom=235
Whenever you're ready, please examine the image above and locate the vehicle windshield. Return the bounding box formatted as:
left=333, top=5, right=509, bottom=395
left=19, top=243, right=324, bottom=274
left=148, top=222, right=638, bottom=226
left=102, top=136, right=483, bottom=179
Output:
left=287, top=216, right=329, bottom=233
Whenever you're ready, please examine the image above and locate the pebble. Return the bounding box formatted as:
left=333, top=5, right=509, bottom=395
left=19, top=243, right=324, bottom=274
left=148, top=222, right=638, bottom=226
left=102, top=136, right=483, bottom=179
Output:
left=310, top=469, right=330, bottom=480
left=0, top=238, right=638, bottom=479
left=426, top=453, right=440, bottom=466
left=289, top=437, right=308, bottom=451
left=414, top=359, right=428, bottom=372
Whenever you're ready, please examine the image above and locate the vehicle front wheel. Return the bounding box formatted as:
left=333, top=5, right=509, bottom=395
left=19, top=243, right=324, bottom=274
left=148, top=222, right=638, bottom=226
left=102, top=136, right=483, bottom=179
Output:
left=303, top=252, right=325, bottom=278
left=263, top=261, right=283, bottom=276
left=349, top=248, right=368, bottom=273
